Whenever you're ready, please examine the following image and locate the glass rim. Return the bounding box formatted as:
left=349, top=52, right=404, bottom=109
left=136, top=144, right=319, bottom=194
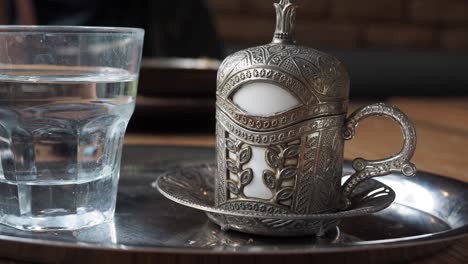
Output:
left=0, top=25, right=145, bottom=36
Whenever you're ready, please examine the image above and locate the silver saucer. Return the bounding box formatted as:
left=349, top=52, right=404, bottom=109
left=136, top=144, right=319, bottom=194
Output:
left=156, top=164, right=396, bottom=236
left=0, top=146, right=465, bottom=263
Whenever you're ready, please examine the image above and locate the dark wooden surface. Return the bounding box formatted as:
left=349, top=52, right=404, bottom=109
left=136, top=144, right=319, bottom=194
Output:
left=0, top=98, right=466, bottom=263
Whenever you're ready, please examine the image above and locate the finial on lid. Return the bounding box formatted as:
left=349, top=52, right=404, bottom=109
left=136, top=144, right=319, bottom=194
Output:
left=273, top=0, right=299, bottom=44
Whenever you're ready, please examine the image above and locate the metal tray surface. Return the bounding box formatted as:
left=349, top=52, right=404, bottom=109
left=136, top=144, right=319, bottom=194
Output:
left=0, top=145, right=465, bottom=263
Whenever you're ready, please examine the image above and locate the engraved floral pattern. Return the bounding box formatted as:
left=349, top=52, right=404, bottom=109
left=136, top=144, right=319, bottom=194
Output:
left=225, top=138, right=253, bottom=198
left=262, top=143, right=300, bottom=206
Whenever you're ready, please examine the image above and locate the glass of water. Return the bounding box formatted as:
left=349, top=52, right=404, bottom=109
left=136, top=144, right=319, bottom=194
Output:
left=0, top=26, right=144, bottom=231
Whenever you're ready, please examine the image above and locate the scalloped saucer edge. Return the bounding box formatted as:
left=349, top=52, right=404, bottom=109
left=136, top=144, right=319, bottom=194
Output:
left=156, top=164, right=396, bottom=237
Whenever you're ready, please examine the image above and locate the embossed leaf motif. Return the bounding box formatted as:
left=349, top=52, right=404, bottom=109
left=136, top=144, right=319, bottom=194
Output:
left=266, top=148, right=280, bottom=168
left=225, top=139, right=237, bottom=153
left=276, top=188, right=294, bottom=201
left=283, top=145, right=300, bottom=158
left=227, top=180, right=239, bottom=195
left=226, top=159, right=239, bottom=174
left=239, top=169, right=253, bottom=185
left=279, top=167, right=297, bottom=180
left=238, top=147, right=252, bottom=165
left=262, top=170, right=276, bottom=189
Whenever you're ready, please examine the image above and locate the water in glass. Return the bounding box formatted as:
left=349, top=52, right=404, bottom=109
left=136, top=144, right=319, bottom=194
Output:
left=0, top=66, right=137, bottom=230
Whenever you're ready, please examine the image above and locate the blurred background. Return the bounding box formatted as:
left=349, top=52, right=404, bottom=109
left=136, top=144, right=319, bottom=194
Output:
left=1, top=0, right=468, bottom=132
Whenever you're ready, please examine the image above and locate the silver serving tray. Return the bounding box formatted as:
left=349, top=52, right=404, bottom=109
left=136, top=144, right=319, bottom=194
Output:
left=0, top=145, right=466, bottom=263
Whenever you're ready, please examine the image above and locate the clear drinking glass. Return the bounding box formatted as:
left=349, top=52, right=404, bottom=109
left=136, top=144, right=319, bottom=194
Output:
left=0, top=26, right=144, bottom=231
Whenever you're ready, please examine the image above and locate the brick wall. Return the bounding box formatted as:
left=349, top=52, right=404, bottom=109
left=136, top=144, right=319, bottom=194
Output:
left=207, top=0, right=468, bottom=50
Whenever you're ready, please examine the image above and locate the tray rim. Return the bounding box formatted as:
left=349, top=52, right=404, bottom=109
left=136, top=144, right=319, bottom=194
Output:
left=0, top=214, right=465, bottom=256
left=0, top=171, right=463, bottom=256
left=0, top=145, right=466, bottom=255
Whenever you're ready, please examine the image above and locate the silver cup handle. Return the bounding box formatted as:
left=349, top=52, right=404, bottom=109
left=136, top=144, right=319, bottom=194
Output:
left=341, top=103, right=417, bottom=208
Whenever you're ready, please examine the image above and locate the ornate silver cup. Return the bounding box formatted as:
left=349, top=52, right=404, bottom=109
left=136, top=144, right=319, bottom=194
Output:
left=215, top=0, right=416, bottom=225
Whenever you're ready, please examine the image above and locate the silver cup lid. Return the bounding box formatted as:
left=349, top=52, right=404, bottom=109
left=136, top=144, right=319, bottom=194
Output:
left=217, top=0, right=350, bottom=121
